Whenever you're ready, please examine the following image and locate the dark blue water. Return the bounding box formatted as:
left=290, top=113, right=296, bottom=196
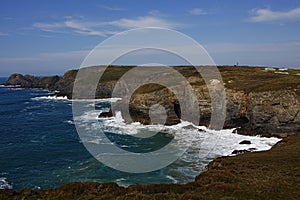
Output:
left=0, top=78, right=178, bottom=190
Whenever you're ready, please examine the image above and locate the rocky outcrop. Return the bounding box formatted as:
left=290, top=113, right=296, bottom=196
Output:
left=4, top=71, right=76, bottom=98
left=239, top=90, right=300, bottom=136
left=5, top=73, right=61, bottom=90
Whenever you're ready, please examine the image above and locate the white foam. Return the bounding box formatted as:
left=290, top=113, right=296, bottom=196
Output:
left=10, top=87, right=24, bottom=90
left=0, top=177, right=12, bottom=190
left=31, top=95, right=69, bottom=101
left=96, top=110, right=281, bottom=154
left=0, top=84, right=21, bottom=88
left=31, top=96, right=121, bottom=103
left=72, top=98, right=121, bottom=102
left=66, top=120, right=75, bottom=125
left=166, top=175, right=178, bottom=183
left=76, top=109, right=281, bottom=183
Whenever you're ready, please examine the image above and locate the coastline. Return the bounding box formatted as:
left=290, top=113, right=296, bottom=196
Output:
left=0, top=133, right=299, bottom=199
left=4, top=65, right=300, bottom=136
left=1, top=65, right=300, bottom=199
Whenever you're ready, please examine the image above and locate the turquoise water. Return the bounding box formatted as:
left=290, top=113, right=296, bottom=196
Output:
left=0, top=78, right=281, bottom=190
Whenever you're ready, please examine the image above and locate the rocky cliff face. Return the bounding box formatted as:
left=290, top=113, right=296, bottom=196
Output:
left=126, top=85, right=300, bottom=136
left=4, top=66, right=300, bottom=136
left=241, top=90, right=300, bottom=136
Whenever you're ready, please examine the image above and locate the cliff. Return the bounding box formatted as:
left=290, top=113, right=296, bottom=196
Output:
left=5, top=66, right=300, bottom=136
left=3, top=66, right=300, bottom=199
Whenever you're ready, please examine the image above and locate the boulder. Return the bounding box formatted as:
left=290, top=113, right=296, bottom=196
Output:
left=239, top=140, right=251, bottom=144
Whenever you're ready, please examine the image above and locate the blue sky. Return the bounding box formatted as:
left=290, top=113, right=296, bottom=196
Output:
left=0, top=0, right=300, bottom=76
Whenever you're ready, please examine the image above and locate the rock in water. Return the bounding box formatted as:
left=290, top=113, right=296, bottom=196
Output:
left=232, top=149, right=249, bottom=155
left=239, top=140, right=251, bottom=144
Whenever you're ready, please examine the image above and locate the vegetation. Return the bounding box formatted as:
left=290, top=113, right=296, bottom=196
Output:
left=1, top=133, right=299, bottom=199
left=98, top=65, right=300, bottom=94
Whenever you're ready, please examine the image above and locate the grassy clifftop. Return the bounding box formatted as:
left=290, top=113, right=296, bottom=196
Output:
left=99, top=65, right=300, bottom=94
left=5, top=65, right=300, bottom=95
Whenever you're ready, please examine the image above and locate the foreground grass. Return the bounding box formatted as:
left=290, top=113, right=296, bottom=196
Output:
left=1, top=133, right=299, bottom=199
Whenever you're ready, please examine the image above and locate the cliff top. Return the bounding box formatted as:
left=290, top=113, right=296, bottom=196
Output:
left=5, top=65, right=300, bottom=95
left=95, top=65, right=300, bottom=94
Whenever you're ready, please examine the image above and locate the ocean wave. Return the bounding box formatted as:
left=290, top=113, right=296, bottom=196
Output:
left=66, top=120, right=75, bottom=125
left=73, top=109, right=281, bottom=183
left=0, top=84, right=21, bottom=88
left=166, top=175, right=178, bottom=184
left=79, top=110, right=281, bottom=154
left=31, top=95, right=69, bottom=101
left=0, top=177, right=12, bottom=190
left=72, top=98, right=121, bottom=102
left=31, top=96, right=121, bottom=103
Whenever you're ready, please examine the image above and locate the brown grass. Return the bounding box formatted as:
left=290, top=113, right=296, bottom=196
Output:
left=1, top=133, right=299, bottom=199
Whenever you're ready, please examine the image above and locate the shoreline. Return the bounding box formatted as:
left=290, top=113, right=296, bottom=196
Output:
left=4, top=65, right=300, bottom=137
left=0, top=133, right=298, bottom=199
left=1, top=65, right=299, bottom=198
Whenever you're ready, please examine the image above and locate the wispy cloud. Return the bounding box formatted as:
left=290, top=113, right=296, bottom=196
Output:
left=33, top=22, right=66, bottom=33
left=249, top=7, right=300, bottom=22
left=0, top=32, right=9, bottom=36
left=33, top=16, right=180, bottom=37
left=0, top=50, right=91, bottom=75
left=3, top=17, right=14, bottom=20
left=110, top=16, right=179, bottom=29
left=34, top=19, right=108, bottom=36
left=189, top=8, right=206, bottom=15
left=148, top=10, right=168, bottom=17
left=0, top=50, right=89, bottom=62
left=98, top=5, right=126, bottom=11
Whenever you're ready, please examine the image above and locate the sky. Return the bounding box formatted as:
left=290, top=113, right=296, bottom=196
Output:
left=0, top=0, right=300, bottom=76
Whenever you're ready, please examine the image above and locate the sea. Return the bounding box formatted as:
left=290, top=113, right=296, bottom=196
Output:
left=0, top=77, right=281, bottom=190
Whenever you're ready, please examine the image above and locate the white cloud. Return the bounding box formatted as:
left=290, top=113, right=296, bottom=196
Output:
left=0, top=32, right=9, bottom=36
left=148, top=10, right=168, bottom=17
left=189, top=8, right=206, bottom=15
left=249, top=7, right=300, bottom=22
left=33, top=22, right=65, bottom=33
left=110, top=16, right=179, bottom=29
left=33, top=16, right=180, bottom=37
left=98, top=5, right=126, bottom=11
left=64, top=20, right=108, bottom=36
left=34, top=20, right=107, bottom=36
